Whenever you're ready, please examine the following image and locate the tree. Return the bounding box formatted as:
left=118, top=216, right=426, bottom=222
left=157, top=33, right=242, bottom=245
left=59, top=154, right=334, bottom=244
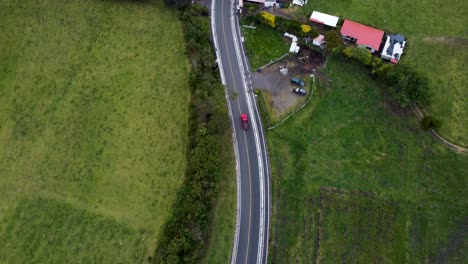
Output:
left=342, top=46, right=371, bottom=65
left=164, top=0, right=190, bottom=9
left=325, top=30, right=342, bottom=53
left=371, top=56, right=393, bottom=78
left=421, top=115, right=442, bottom=131
left=386, top=65, right=430, bottom=107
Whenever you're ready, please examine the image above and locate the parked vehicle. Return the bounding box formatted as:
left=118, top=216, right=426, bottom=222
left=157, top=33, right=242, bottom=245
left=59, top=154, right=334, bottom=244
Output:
left=290, top=77, right=305, bottom=87
left=240, top=113, right=249, bottom=130
left=292, top=87, right=306, bottom=96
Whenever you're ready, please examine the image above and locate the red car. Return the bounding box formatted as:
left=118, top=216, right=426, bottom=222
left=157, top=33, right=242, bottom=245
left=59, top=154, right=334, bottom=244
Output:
left=240, top=113, right=249, bottom=130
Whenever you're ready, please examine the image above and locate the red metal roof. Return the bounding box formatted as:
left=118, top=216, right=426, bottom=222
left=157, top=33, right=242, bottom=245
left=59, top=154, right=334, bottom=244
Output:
left=340, top=20, right=384, bottom=51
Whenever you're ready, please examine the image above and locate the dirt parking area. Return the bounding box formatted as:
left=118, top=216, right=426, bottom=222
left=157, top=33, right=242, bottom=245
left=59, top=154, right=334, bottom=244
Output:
left=251, top=47, right=326, bottom=117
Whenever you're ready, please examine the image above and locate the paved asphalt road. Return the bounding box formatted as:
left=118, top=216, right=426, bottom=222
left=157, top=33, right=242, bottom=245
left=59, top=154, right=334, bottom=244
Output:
left=211, top=1, right=271, bottom=263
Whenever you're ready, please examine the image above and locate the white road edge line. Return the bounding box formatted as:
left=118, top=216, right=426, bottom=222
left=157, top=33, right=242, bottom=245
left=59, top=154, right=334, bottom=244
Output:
left=210, top=1, right=242, bottom=264
left=229, top=2, right=265, bottom=264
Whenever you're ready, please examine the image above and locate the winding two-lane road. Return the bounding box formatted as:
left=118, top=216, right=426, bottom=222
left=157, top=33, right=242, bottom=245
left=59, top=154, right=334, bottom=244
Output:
left=211, top=1, right=271, bottom=263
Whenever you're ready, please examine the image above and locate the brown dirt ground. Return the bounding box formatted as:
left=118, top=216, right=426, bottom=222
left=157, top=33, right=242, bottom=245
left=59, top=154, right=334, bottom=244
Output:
left=251, top=47, right=326, bottom=117
left=422, top=37, right=468, bottom=46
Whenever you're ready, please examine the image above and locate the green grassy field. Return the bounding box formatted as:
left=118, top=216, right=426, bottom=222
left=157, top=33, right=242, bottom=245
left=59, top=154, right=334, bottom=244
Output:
left=267, top=55, right=467, bottom=263
left=242, top=23, right=290, bottom=69
left=0, top=0, right=189, bottom=262
left=300, top=0, right=468, bottom=146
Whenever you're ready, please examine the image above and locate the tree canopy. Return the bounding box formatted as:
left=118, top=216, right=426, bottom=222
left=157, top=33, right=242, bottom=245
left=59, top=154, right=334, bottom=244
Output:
left=325, top=30, right=342, bottom=53
left=164, top=0, right=190, bottom=9
left=386, top=65, right=431, bottom=107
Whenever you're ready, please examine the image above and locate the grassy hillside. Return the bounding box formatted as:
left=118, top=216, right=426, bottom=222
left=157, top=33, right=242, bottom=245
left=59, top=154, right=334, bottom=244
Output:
left=301, top=0, right=468, bottom=146
left=267, top=56, right=467, bottom=263
left=0, top=0, right=189, bottom=262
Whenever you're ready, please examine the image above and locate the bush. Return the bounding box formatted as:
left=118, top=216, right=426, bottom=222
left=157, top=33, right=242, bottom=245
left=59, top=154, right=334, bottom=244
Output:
left=371, top=57, right=393, bottom=78
left=260, top=11, right=275, bottom=27
left=421, top=115, right=442, bottom=131
left=164, top=0, right=190, bottom=9
left=301, top=24, right=311, bottom=33
left=342, top=46, right=372, bottom=65
left=154, top=4, right=230, bottom=264
left=244, top=3, right=260, bottom=14
left=307, top=26, right=319, bottom=38
left=386, top=65, right=431, bottom=107
left=325, top=30, right=342, bottom=53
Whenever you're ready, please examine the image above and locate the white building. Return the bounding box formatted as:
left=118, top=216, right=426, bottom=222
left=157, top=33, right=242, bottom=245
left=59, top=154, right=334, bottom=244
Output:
left=381, top=34, right=406, bottom=63
left=292, top=0, right=308, bottom=7
left=309, top=11, right=339, bottom=28
left=240, top=0, right=277, bottom=8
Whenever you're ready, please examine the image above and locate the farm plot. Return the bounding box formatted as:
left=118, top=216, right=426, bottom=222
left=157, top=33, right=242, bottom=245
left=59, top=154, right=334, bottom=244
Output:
left=301, top=0, right=468, bottom=146
left=242, top=22, right=290, bottom=70
left=0, top=0, right=189, bottom=262
left=267, top=55, right=467, bottom=263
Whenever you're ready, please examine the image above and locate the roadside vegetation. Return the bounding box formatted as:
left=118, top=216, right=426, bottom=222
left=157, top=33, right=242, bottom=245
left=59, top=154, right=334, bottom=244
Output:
left=0, top=0, right=190, bottom=262
left=153, top=4, right=235, bottom=264
left=242, top=21, right=289, bottom=70
left=343, top=47, right=430, bottom=108
left=267, top=55, right=467, bottom=263
left=301, top=0, right=467, bottom=146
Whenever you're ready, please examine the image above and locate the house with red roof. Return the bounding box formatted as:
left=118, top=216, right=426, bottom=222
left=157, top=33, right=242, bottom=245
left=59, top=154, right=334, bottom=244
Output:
left=340, top=19, right=384, bottom=53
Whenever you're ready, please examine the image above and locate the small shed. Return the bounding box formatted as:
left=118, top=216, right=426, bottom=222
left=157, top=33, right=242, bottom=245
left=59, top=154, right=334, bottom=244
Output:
left=381, top=34, right=406, bottom=63
left=289, top=42, right=300, bottom=53
left=292, top=0, right=308, bottom=7
left=309, top=11, right=339, bottom=28
left=284, top=32, right=300, bottom=53
left=284, top=32, right=298, bottom=42
left=313, top=34, right=325, bottom=46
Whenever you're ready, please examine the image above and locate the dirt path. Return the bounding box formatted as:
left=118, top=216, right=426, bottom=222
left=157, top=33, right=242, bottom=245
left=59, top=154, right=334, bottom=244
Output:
left=412, top=105, right=468, bottom=155
left=422, top=36, right=468, bottom=45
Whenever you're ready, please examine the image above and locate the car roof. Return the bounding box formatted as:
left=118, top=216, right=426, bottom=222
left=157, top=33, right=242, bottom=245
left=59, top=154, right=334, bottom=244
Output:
left=241, top=113, right=248, bottom=121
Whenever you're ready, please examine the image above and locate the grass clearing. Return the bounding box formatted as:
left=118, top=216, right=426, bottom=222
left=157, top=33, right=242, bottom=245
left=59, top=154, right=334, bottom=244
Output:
left=242, top=22, right=290, bottom=69
left=0, top=0, right=189, bottom=261
left=300, top=0, right=468, bottom=146
left=267, top=55, right=467, bottom=263
left=0, top=198, right=146, bottom=263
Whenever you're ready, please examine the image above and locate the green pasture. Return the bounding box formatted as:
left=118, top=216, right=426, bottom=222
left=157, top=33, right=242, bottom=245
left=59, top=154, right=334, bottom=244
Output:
left=267, top=55, right=467, bottom=263
left=0, top=0, right=189, bottom=261
left=301, top=0, right=468, bottom=146
left=242, top=22, right=290, bottom=69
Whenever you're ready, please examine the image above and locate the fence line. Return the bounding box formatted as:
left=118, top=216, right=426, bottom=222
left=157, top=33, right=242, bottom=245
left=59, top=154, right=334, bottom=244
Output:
left=256, top=53, right=290, bottom=71
left=268, top=75, right=315, bottom=130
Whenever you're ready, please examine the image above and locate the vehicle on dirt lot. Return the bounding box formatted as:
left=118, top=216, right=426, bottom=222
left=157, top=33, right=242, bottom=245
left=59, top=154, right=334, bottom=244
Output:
left=290, top=77, right=305, bottom=87
left=292, top=87, right=306, bottom=96
left=240, top=113, right=249, bottom=130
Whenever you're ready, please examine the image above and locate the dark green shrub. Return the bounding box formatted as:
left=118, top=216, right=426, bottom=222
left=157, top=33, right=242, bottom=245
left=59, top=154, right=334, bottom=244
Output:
left=164, top=0, right=190, bottom=9
left=325, top=30, right=342, bottom=53
left=421, top=116, right=442, bottom=131
left=371, top=56, right=393, bottom=78
left=154, top=4, right=230, bottom=264
left=386, top=65, right=430, bottom=107
left=342, top=46, right=372, bottom=65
